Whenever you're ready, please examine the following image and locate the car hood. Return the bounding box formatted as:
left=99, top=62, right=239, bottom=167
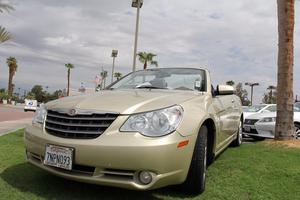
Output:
left=245, top=112, right=276, bottom=120
left=46, top=89, right=202, bottom=114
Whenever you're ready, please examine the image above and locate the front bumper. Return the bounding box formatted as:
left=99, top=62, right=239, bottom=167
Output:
left=243, top=122, right=275, bottom=139
left=24, top=117, right=195, bottom=190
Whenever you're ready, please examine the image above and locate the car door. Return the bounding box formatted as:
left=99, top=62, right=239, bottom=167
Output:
left=211, top=95, right=234, bottom=147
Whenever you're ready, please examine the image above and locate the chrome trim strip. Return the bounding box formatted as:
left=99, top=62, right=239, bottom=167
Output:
left=46, top=119, right=111, bottom=127
left=47, top=113, right=117, bottom=121
left=48, top=108, right=119, bottom=115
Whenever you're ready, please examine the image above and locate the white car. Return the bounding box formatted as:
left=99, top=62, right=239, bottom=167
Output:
left=24, top=99, right=38, bottom=112
left=243, top=102, right=300, bottom=139
left=243, top=104, right=276, bottom=119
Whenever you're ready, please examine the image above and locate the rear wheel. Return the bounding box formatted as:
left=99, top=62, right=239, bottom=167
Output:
left=231, top=120, right=243, bottom=147
left=181, top=125, right=207, bottom=194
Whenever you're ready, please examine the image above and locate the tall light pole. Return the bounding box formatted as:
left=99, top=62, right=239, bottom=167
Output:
left=245, top=82, right=259, bottom=106
left=111, top=49, right=118, bottom=83
left=131, top=0, right=143, bottom=72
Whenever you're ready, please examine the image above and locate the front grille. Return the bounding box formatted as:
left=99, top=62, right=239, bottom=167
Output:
left=243, top=128, right=258, bottom=134
left=45, top=110, right=118, bottom=139
left=244, top=119, right=259, bottom=125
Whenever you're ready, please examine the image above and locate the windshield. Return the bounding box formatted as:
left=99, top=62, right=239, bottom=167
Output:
left=295, top=102, right=300, bottom=112
left=243, top=105, right=267, bottom=112
left=109, top=68, right=206, bottom=91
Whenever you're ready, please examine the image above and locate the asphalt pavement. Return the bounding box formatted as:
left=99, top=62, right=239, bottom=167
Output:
left=0, top=104, right=35, bottom=136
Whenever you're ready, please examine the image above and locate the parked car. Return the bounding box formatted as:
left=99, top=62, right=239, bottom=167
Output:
left=24, top=99, right=38, bottom=112
left=243, top=102, right=300, bottom=140
left=24, top=68, right=243, bottom=194
left=243, top=104, right=276, bottom=119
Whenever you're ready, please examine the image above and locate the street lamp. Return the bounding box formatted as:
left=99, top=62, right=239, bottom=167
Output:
left=245, top=82, right=259, bottom=106
left=111, top=49, right=118, bottom=83
left=131, top=0, right=143, bottom=72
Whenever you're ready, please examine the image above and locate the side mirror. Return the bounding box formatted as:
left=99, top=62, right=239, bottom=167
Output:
left=216, top=85, right=235, bottom=95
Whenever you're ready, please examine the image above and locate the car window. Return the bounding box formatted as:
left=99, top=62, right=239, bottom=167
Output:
left=110, top=68, right=206, bottom=91
left=295, top=102, right=300, bottom=112
left=264, top=105, right=277, bottom=112
left=243, top=105, right=266, bottom=112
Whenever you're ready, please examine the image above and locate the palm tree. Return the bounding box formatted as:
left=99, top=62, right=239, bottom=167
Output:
left=114, top=72, right=122, bottom=80
left=65, top=63, right=74, bottom=96
left=0, top=26, right=12, bottom=43
left=137, top=52, right=158, bottom=70
left=6, top=57, right=17, bottom=102
left=275, top=0, right=295, bottom=140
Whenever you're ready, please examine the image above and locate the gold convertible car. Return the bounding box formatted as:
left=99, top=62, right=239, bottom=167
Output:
left=25, top=68, right=243, bottom=194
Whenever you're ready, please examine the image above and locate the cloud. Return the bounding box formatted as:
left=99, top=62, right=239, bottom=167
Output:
left=0, top=0, right=299, bottom=104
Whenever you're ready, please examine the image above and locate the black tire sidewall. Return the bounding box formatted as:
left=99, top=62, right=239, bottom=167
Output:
left=181, top=125, right=208, bottom=194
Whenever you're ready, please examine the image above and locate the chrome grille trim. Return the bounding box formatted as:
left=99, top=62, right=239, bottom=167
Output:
left=46, top=119, right=111, bottom=128
left=45, top=109, right=119, bottom=139
left=46, top=113, right=117, bottom=121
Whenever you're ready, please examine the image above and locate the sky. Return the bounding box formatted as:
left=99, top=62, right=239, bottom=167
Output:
left=0, top=0, right=299, bottom=104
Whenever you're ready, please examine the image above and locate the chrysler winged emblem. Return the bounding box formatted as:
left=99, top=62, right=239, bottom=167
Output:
left=68, top=109, right=77, bottom=116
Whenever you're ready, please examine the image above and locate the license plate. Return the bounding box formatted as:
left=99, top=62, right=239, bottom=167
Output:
left=244, top=126, right=251, bottom=132
left=44, top=144, right=74, bottom=170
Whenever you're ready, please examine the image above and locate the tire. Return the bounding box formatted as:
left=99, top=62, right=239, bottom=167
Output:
left=250, top=136, right=265, bottom=141
left=181, top=125, right=208, bottom=195
left=231, top=120, right=243, bottom=147
left=294, top=123, right=300, bottom=139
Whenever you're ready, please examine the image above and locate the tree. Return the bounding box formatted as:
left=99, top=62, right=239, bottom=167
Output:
left=6, top=57, right=17, bottom=102
left=30, top=85, right=46, bottom=102
left=275, top=0, right=295, bottom=140
left=114, top=72, right=122, bottom=80
left=0, top=88, right=8, bottom=101
left=25, top=92, right=35, bottom=100
left=137, top=52, right=158, bottom=70
left=267, top=85, right=277, bottom=104
left=236, top=83, right=250, bottom=106
left=65, top=63, right=74, bottom=96
left=262, top=86, right=277, bottom=104
left=226, top=80, right=235, bottom=86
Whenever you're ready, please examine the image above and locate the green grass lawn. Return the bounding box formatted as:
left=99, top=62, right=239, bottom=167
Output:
left=0, top=130, right=299, bottom=200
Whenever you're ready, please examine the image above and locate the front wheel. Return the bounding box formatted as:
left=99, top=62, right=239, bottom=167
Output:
left=181, top=125, right=207, bottom=194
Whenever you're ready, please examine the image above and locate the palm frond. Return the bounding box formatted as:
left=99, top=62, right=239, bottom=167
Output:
left=151, top=61, right=158, bottom=67
left=137, top=52, right=147, bottom=63
left=65, top=63, right=75, bottom=69
left=0, top=2, right=14, bottom=13
left=0, top=26, right=12, bottom=43
left=6, top=56, right=18, bottom=71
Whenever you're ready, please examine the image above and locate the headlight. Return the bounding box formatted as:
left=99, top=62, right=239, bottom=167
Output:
left=32, top=104, right=47, bottom=124
left=258, top=117, right=276, bottom=123
left=120, top=105, right=183, bottom=137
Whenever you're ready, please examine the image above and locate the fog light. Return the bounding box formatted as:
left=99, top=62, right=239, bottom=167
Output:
left=139, top=171, right=152, bottom=185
